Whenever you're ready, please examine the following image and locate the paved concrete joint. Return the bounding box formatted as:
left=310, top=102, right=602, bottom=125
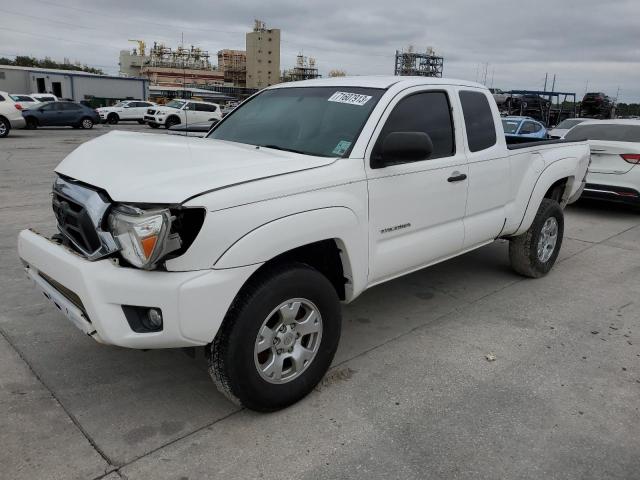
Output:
left=1, top=125, right=639, bottom=479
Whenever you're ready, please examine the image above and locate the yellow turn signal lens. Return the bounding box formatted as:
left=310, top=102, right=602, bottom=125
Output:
left=141, top=236, right=158, bottom=259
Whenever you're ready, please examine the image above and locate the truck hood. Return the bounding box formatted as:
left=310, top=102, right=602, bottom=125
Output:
left=55, top=131, right=336, bottom=204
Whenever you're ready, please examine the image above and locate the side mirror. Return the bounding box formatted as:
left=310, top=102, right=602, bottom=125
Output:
left=373, top=131, right=433, bottom=168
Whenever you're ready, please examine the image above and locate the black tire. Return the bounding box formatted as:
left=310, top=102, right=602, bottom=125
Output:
left=80, top=117, right=94, bottom=129
left=165, top=116, right=180, bottom=129
left=25, top=117, right=38, bottom=130
left=509, top=198, right=564, bottom=278
left=107, top=113, right=119, bottom=124
left=0, top=117, right=9, bottom=138
left=137, top=119, right=145, bottom=124
left=208, top=263, right=342, bottom=412
left=148, top=122, right=160, bottom=129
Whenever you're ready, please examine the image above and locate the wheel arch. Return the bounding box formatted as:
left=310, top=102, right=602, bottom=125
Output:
left=214, top=207, right=366, bottom=302
left=513, top=158, right=577, bottom=236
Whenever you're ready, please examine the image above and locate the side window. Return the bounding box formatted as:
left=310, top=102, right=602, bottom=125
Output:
left=196, top=103, right=217, bottom=112
left=0, top=94, right=5, bottom=101
left=183, top=103, right=193, bottom=110
left=459, top=90, right=497, bottom=152
left=372, top=91, right=454, bottom=165
left=62, top=103, right=81, bottom=110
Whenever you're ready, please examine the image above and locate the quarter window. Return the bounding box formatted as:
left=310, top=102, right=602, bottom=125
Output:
left=459, top=90, right=497, bottom=152
left=372, top=91, right=454, bottom=165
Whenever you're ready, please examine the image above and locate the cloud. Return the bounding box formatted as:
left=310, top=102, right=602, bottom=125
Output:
left=1, top=0, right=638, bottom=101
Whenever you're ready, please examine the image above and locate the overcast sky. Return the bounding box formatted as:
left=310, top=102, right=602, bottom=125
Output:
left=2, top=0, right=639, bottom=102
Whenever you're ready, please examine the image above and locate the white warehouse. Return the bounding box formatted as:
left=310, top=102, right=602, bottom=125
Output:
left=0, top=65, right=149, bottom=106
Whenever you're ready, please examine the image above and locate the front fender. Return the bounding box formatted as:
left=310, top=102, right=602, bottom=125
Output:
left=513, top=157, right=578, bottom=236
left=214, top=207, right=367, bottom=301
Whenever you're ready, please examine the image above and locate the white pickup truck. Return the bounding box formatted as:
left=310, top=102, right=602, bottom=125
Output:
left=18, top=77, right=589, bottom=411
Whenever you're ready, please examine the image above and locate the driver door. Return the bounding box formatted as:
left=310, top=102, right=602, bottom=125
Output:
left=366, top=87, right=469, bottom=284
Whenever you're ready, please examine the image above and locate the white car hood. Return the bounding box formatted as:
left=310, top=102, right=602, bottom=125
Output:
left=55, top=131, right=336, bottom=204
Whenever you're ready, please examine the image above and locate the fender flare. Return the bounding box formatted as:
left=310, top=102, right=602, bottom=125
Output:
left=513, top=157, right=577, bottom=236
left=214, top=207, right=367, bottom=301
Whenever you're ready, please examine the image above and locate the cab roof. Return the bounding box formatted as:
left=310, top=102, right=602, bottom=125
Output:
left=268, top=75, right=487, bottom=90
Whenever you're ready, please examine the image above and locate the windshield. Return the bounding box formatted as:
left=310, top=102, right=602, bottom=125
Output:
left=555, top=119, right=585, bottom=129
left=208, top=87, right=385, bottom=157
left=113, top=101, right=128, bottom=107
left=165, top=100, right=186, bottom=109
left=565, top=124, right=640, bottom=142
left=502, top=119, right=521, bottom=134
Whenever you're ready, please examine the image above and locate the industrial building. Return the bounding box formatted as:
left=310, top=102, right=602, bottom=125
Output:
left=217, top=49, right=247, bottom=87
left=246, top=20, right=281, bottom=89
left=0, top=64, right=149, bottom=106
left=282, top=54, right=320, bottom=82
left=119, top=41, right=225, bottom=88
left=394, top=46, right=444, bottom=77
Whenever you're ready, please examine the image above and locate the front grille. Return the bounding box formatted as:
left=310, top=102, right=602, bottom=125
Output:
left=52, top=192, right=101, bottom=253
left=147, top=108, right=156, bottom=115
left=51, top=176, right=119, bottom=260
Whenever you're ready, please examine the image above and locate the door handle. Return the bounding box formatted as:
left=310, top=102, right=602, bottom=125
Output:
left=447, top=172, right=467, bottom=183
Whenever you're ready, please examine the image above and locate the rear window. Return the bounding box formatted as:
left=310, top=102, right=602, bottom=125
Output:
left=459, top=91, right=497, bottom=152
left=555, top=119, right=585, bottom=129
left=10, top=95, right=34, bottom=102
left=564, top=124, right=640, bottom=142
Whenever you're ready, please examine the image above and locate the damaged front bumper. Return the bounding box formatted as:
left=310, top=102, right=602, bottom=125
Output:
left=18, top=229, right=258, bottom=349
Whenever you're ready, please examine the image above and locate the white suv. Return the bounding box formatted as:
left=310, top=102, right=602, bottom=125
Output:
left=144, top=99, right=222, bottom=129
left=0, top=91, right=27, bottom=137
left=96, top=100, right=157, bottom=124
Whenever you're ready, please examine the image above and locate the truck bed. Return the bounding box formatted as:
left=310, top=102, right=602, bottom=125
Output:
left=505, top=136, right=575, bottom=150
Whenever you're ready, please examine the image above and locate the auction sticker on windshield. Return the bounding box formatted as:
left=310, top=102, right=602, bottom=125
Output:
left=328, top=91, right=372, bottom=106
left=332, top=140, right=352, bottom=156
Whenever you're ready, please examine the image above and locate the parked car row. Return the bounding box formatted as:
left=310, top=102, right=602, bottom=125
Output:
left=143, top=98, right=222, bottom=129
left=0, top=91, right=225, bottom=137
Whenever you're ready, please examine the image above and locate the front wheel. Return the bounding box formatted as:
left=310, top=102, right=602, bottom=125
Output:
left=25, top=117, right=38, bottom=129
left=509, top=198, right=564, bottom=278
left=148, top=122, right=160, bottom=129
left=107, top=113, right=119, bottom=124
left=208, top=263, right=342, bottom=412
left=164, top=116, right=180, bottom=129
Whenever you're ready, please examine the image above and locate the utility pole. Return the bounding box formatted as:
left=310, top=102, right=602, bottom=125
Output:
left=490, top=67, right=495, bottom=88
left=543, top=72, right=548, bottom=92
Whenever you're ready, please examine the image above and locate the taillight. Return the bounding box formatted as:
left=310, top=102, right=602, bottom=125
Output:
left=621, top=154, right=640, bottom=164
left=14, top=104, right=23, bottom=110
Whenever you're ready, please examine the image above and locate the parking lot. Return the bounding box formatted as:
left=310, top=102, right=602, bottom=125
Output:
left=1, top=124, right=639, bottom=479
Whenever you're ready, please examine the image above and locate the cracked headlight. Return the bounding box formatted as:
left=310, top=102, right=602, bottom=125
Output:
left=108, top=205, right=181, bottom=269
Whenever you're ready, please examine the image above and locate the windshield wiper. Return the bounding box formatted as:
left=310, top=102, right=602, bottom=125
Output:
left=259, top=144, right=308, bottom=155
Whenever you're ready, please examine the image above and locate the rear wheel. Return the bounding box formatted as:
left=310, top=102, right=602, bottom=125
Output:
left=107, top=113, right=119, bottom=124
left=0, top=117, right=9, bottom=138
left=25, top=117, right=38, bottom=129
left=509, top=199, right=564, bottom=278
left=208, top=263, right=342, bottom=412
left=80, top=117, right=94, bottom=129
